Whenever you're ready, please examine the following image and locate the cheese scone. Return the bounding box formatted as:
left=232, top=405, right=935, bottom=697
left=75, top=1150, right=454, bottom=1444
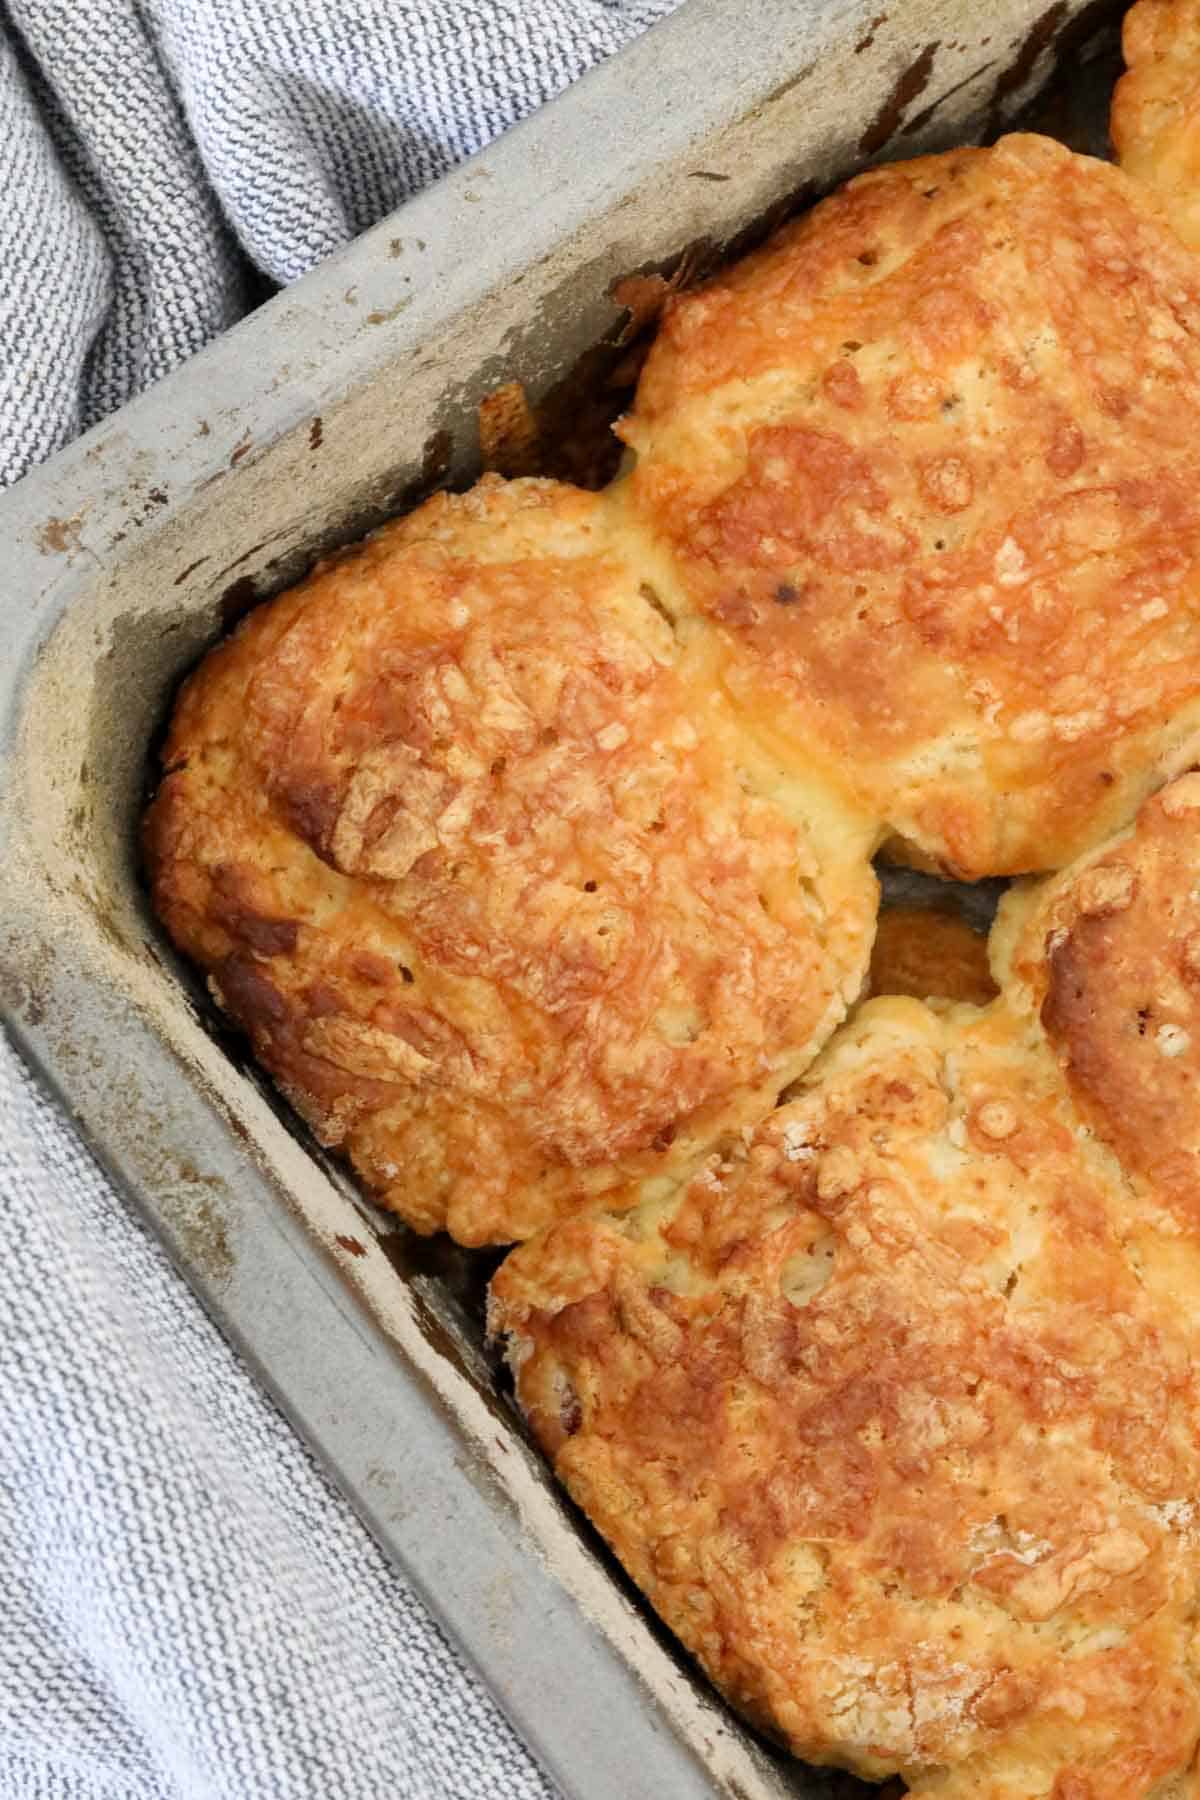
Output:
left=617, top=133, right=1200, bottom=878
left=491, top=772, right=1200, bottom=1796
left=491, top=998, right=1200, bottom=1796
left=1113, top=0, right=1200, bottom=249
left=145, top=476, right=876, bottom=1245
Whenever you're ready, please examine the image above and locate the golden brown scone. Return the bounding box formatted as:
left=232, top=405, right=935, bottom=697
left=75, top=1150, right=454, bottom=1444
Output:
left=1113, top=0, right=1200, bottom=249
left=146, top=476, right=876, bottom=1245
left=615, top=133, right=1200, bottom=878
left=998, top=769, right=1200, bottom=1235
left=491, top=995, right=1200, bottom=1796
left=867, top=904, right=998, bottom=1006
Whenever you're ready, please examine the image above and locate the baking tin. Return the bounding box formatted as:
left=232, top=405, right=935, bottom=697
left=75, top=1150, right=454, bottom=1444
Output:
left=0, top=2, right=1121, bottom=1793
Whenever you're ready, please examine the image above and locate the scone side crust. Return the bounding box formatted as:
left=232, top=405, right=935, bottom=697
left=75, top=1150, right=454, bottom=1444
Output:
left=1011, top=770, right=1200, bottom=1228
left=1112, top=0, right=1200, bottom=251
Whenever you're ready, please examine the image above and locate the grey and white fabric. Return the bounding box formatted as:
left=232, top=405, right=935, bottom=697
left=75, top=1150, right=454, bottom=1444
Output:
left=0, top=0, right=678, bottom=486
left=0, top=2, right=680, bottom=1795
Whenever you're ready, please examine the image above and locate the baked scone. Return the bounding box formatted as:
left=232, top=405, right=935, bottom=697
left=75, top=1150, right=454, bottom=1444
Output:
left=616, top=133, right=1200, bottom=878
left=998, top=768, right=1200, bottom=1235
left=866, top=903, right=997, bottom=1006
left=492, top=794, right=1200, bottom=1792
left=145, top=476, right=877, bottom=1245
left=1113, top=0, right=1200, bottom=249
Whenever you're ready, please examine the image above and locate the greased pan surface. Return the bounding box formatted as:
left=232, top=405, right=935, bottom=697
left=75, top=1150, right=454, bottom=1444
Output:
left=0, top=3, right=1121, bottom=1794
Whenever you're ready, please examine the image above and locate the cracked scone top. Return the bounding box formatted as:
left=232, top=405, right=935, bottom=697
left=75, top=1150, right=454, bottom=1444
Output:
left=617, top=133, right=1200, bottom=877
left=145, top=477, right=876, bottom=1245
left=490, top=893, right=1200, bottom=1794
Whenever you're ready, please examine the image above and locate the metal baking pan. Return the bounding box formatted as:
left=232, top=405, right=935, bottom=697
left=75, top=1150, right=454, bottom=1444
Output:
left=0, top=2, right=1124, bottom=1793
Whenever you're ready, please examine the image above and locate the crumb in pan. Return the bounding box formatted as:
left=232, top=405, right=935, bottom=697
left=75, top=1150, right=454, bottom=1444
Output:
left=867, top=903, right=997, bottom=1006
left=493, top=775, right=1200, bottom=1791
left=616, top=133, right=1200, bottom=878
left=478, top=380, right=541, bottom=477
left=145, top=476, right=877, bottom=1245
left=1113, top=0, right=1200, bottom=249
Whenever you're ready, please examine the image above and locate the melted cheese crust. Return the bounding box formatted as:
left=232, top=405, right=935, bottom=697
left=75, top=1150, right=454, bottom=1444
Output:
left=618, top=133, right=1200, bottom=877
left=492, top=983, right=1200, bottom=1796
left=146, top=477, right=875, bottom=1243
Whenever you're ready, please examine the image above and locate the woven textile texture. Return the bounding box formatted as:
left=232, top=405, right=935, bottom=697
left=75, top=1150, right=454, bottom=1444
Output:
left=0, top=2, right=679, bottom=1795
left=0, top=0, right=678, bottom=486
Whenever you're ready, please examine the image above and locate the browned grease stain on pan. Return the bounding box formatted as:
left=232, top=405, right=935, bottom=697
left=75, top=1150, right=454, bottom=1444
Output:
left=173, top=556, right=211, bottom=587
left=902, top=59, right=999, bottom=136
left=987, top=1, right=1070, bottom=129
left=855, top=13, right=888, bottom=54
left=38, top=513, right=86, bottom=555
left=0, top=934, right=55, bottom=1029
left=859, top=40, right=940, bottom=154
left=366, top=296, right=412, bottom=326
left=168, top=1189, right=235, bottom=1284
